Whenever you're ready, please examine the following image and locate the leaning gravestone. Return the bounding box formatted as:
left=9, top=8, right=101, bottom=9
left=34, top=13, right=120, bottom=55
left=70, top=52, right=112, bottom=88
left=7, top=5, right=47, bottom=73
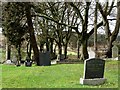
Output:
left=39, top=51, right=51, bottom=66
left=112, top=45, right=119, bottom=58
left=80, top=58, right=106, bottom=85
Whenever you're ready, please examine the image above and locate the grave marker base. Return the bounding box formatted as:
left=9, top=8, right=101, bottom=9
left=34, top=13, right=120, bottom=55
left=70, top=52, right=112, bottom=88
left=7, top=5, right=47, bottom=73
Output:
left=80, top=78, right=106, bottom=85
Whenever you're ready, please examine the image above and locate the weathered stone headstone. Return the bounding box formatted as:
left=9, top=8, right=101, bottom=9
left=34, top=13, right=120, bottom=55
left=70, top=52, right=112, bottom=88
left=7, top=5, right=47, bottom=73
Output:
left=4, top=60, right=13, bottom=65
left=39, top=51, right=51, bottom=66
left=80, top=58, right=106, bottom=85
left=88, top=48, right=95, bottom=59
left=112, top=45, right=119, bottom=58
left=25, top=61, right=32, bottom=67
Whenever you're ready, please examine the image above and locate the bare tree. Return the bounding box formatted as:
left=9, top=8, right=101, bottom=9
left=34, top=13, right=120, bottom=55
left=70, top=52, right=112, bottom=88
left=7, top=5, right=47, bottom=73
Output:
left=98, top=0, right=120, bottom=57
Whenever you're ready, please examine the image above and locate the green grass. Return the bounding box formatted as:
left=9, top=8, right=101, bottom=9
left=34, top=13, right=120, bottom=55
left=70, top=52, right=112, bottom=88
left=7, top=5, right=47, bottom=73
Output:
left=1, top=60, right=118, bottom=88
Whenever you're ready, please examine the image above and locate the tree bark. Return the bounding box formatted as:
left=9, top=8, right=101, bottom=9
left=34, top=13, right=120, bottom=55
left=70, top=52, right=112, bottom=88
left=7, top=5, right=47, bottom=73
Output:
left=17, top=45, right=21, bottom=62
left=64, top=40, right=69, bottom=59
left=64, top=44, right=67, bottom=59
left=27, top=41, right=32, bottom=59
left=77, top=38, right=80, bottom=58
left=58, top=43, right=62, bottom=60
left=25, top=4, right=39, bottom=65
left=80, top=39, right=89, bottom=60
left=50, top=38, right=54, bottom=54
left=94, top=2, right=98, bottom=58
left=6, top=41, right=11, bottom=60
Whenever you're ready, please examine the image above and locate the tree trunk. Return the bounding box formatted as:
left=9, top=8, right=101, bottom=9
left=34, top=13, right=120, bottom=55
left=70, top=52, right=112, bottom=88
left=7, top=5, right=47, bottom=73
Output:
left=50, top=38, right=54, bottom=54
left=105, top=42, right=113, bottom=58
left=54, top=44, right=57, bottom=54
left=64, top=42, right=68, bottom=59
left=94, top=2, right=98, bottom=58
left=40, top=43, right=44, bottom=52
left=25, top=5, right=39, bottom=65
left=17, top=45, right=21, bottom=62
left=77, top=39, right=80, bottom=58
left=80, top=39, right=89, bottom=60
left=27, top=42, right=32, bottom=59
left=58, top=44, right=62, bottom=61
left=28, top=43, right=32, bottom=58
left=6, top=42, right=11, bottom=60
left=46, top=37, right=49, bottom=51
left=105, top=1, right=120, bottom=57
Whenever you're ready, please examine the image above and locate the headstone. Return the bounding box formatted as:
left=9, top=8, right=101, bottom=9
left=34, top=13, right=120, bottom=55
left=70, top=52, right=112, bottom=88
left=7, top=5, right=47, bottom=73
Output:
left=80, top=58, right=106, bottom=85
left=88, top=48, right=95, bottom=59
left=25, top=56, right=32, bottom=67
left=112, top=45, right=119, bottom=58
left=4, top=60, right=13, bottom=65
left=6, top=60, right=12, bottom=64
left=39, top=51, right=51, bottom=66
left=25, top=61, right=32, bottom=67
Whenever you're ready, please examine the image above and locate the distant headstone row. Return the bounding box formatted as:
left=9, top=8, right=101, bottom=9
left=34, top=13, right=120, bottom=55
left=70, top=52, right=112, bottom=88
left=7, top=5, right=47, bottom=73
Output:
left=4, top=51, right=51, bottom=67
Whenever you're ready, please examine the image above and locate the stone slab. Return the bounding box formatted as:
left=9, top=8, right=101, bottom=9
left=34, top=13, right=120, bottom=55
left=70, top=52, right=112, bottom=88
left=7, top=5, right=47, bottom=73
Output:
left=83, top=58, right=105, bottom=79
left=80, top=78, right=106, bottom=85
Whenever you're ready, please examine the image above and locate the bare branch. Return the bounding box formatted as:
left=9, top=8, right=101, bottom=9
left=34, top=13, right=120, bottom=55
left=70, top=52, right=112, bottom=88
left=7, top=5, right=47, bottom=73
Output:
left=33, top=14, right=77, bottom=30
left=69, top=2, right=84, bottom=24
left=107, top=0, right=115, bottom=15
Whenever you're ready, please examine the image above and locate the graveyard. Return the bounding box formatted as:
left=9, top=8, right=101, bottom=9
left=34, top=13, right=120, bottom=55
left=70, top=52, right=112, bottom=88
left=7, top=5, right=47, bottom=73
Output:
left=1, top=1, right=120, bottom=89
left=1, top=60, right=118, bottom=88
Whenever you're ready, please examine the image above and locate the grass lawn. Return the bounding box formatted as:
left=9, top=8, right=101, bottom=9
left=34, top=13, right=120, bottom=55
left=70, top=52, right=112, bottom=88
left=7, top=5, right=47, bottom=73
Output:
left=1, top=60, right=119, bottom=88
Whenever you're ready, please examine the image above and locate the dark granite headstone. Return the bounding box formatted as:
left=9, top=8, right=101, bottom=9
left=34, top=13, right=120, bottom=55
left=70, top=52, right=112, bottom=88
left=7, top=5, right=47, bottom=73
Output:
left=84, top=58, right=105, bottom=79
left=25, top=57, right=32, bottom=67
left=39, top=51, right=51, bottom=66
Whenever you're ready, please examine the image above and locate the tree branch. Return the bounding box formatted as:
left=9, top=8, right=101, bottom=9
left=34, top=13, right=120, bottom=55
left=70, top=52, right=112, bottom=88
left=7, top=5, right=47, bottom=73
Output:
left=88, top=21, right=103, bottom=38
left=98, top=3, right=106, bottom=18
left=69, top=2, right=84, bottom=24
left=107, top=0, right=115, bottom=15
left=33, top=14, right=77, bottom=30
